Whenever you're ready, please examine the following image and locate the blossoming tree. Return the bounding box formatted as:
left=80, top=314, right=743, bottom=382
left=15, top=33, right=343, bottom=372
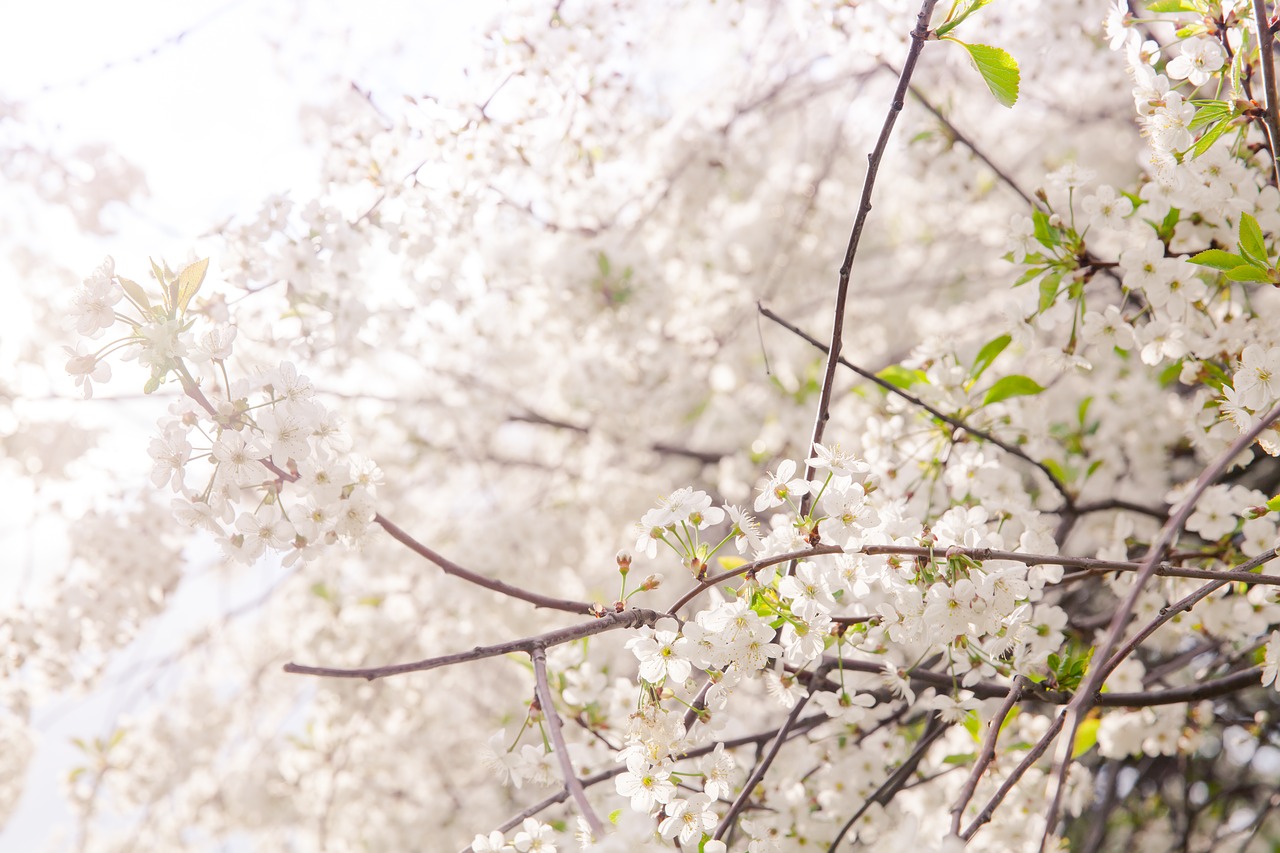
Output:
left=13, top=0, right=1280, bottom=850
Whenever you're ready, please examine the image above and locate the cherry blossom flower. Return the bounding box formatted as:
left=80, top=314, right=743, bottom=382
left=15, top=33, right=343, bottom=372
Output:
left=754, top=459, right=808, bottom=512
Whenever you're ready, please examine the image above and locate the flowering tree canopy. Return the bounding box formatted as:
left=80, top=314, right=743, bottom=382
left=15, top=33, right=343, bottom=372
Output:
left=10, top=0, right=1280, bottom=850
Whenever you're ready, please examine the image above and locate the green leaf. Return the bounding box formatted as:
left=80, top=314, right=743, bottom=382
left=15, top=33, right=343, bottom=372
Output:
left=935, top=0, right=994, bottom=37
left=971, top=334, right=1011, bottom=380
left=1013, top=265, right=1047, bottom=286
left=952, top=41, right=1020, bottom=108
left=1038, top=271, right=1063, bottom=313
left=982, top=374, right=1045, bottom=406
left=717, top=555, right=747, bottom=571
left=1188, top=249, right=1250, bottom=270
left=1072, top=717, right=1100, bottom=759
left=1188, top=100, right=1232, bottom=130
left=1032, top=210, right=1058, bottom=248
left=877, top=364, right=928, bottom=390
left=175, top=258, right=209, bottom=315
left=1146, top=0, right=1197, bottom=10
left=1266, top=494, right=1280, bottom=513
left=1190, top=115, right=1235, bottom=158
left=117, top=276, right=151, bottom=311
left=1225, top=264, right=1272, bottom=283
left=143, top=375, right=162, bottom=395
left=1238, top=212, right=1268, bottom=267
left=1043, top=457, right=1068, bottom=485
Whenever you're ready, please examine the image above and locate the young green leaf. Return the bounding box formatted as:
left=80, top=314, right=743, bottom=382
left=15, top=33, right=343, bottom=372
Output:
left=1188, top=100, right=1232, bottom=130
left=1072, top=717, right=1099, bottom=759
left=983, top=374, right=1045, bottom=405
left=117, top=276, right=151, bottom=312
left=1146, top=0, right=1197, bottom=10
left=951, top=41, right=1020, bottom=108
left=1224, top=264, right=1273, bottom=283
left=935, top=0, right=995, bottom=37
left=877, top=364, right=928, bottom=390
left=971, top=334, right=1012, bottom=380
left=1190, top=115, right=1236, bottom=158
left=1188, top=249, right=1251, bottom=271
left=1238, top=213, right=1268, bottom=267
left=1038, top=271, right=1063, bottom=313
left=175, top=258, right=209, bottom=315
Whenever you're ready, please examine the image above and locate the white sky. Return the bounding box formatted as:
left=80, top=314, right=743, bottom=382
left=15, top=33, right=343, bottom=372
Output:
left=1, top=2, right=494, bottom=847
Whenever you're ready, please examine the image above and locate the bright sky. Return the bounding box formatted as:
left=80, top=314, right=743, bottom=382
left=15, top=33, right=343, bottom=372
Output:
left=0, top=2, right=494, bottom=846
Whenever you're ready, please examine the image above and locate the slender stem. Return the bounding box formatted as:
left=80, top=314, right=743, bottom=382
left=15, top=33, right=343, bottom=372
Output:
left=178, top=359, right=597, bottom=615
left=375, top=514, right=597, bottom=614
left=799, top=0, right=942, bottom=512
left=713, top=666, right=827, bottom=839
left=861, top=543, right=1280, bottom=587
left=961, top=711, right=1067, bottom=840
left=1039, top=401, right=1280, bottom=849
left=1253, top=1, right=1280, bottom=186
left=827, top=715, right=949, bottom=850
left=950, top=677, right=1028, bottom=836
left=664, top=544, right=843, bottom=615
left=532, top=647, right=603, bottom=835
left=762, top=304, right=1074, bottom=508
left=283, top=608, right=660, bottom=680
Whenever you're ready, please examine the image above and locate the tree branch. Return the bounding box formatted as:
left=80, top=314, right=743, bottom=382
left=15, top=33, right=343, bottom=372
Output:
left=950, top=676, right=1028, bottom=836
left=283, top=608, right=660, bottom=680
left=799, top=0, right=943, bottom=510
left=713, top=665, right=828, bottom=840
left=827, top=714, right=950, bottom=850
left=1253, top=1, right=1280, bottom=186
left=761, top=304, right=1075, bottom=508
left=532, top=647, right=603, bottom=836
left=1039, top=401, right=1280, bottom=850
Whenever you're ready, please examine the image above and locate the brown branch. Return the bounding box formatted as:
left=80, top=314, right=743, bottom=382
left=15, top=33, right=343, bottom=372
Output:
left=799, top=0, right=943, bottom=512
left=664, top=545, right=844, bottom=615
left=176, top=367, right=597, bottom=616
left=456, top=714, right=830, bottom=853
left=283, top=608, right=660, bottom=680
left=374, top=515, right=597, bottom=614
left=898, top=71, right=1035, bottom=206
left=950, top=676, right=1028, bottom=836
left=713, top=665, right=829, bottom=840
left=827, top=714, right=950, bottom=850
left=1040, top=401, right=1280, bottom=849
left=510, top=412, right=725, bottom=464
left=532, top=647, right=603, bottom=835
left=1254, top=1, right=1280, bottom=186
left=961, top=710, right=1067, bottom=840
left=860, top=543, right=1280, bottom=587
left=761, top=304, right=1074, bottom=508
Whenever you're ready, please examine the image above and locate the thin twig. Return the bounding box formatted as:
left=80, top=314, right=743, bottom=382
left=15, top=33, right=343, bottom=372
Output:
left=664, top=545, right=844, bottom=615
left=961, top=711, right=1067, bottom=840
left=713, top=665, right=828, bottom=840
left=898, top=71, right=1035, bottom=206
left=375, top=515, right=598, bottom=614
left=1039, top=401, right=1280, bottom=850
left=827, top=715, right=950, bottom=850
left=761, top=304, right=1074, bottom=508
left=283, top=608, right=660, bottom=680
left=1253, top=0, right=1280, bottom=186
left=532, top=647, right=603, bottom=835
left=176, top=370, right=598, bottom=616
left=861, top=543, right=1280, bottom=587
left=950, top=676, right=1028, bottom=835
left=455, top=714, right=830, bottom=853
left=799, top=0, right=943, bottom=512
